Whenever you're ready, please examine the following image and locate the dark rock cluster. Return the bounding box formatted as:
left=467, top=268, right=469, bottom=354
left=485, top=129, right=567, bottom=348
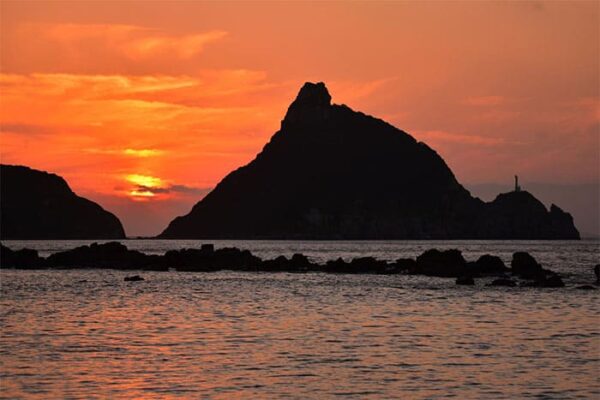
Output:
left=2, top=242, right=591, bottom=288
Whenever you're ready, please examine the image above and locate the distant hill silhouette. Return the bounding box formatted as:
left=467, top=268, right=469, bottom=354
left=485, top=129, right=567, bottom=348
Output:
left=1, top=165, right=125, bottom=239
left=160, top=82, right=579, bottom=239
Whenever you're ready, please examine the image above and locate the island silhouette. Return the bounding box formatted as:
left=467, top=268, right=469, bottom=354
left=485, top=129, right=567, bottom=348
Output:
left=160, top=82, right=579, bottom=239
left=0, top=165, right=125, bottom=239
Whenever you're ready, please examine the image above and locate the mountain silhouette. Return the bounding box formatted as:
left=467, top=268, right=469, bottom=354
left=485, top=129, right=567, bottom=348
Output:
left=1, top=165, right=125, bottom=239
left=160, top=82, right=579, bottom=239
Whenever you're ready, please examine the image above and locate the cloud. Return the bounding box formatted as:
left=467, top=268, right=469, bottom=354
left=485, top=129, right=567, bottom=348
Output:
left=123, top=173, right=210, bottom=200
left=168, top=184, right=209, bottom=194
left=41, top=23, right=228, bottom=60
left=0, top=123, right=57, bottom=135
left=124, top=31, right=228, bottom=59
left=463, top=96, right=505, bottom=106
left=123, top=148, right=165, bottom=157
left=133, top=184, right=208, bottom=195
left=86, top=148, right=166, bottom=158
left=1, top=22, right=229, bottom=74
left=128, top=183, right=210, bottom=201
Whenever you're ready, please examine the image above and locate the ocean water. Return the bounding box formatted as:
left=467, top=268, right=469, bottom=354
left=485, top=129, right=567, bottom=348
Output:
left=1, top=240, right=599, bottom=399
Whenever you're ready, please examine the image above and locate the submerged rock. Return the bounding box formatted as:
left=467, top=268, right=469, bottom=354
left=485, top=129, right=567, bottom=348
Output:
left=535, top=274, right=565, bottom=288
left=575, top=285, right=596, bottom=291
left=124, top=275, right=144, bottom=282
left=520, top=274, right=565, bottom=288
left=595, top=264, right=600, bottom=284
left=575, top=285, right=597, bottom=290
left=456, top=276, right=475, bottom=285
left=488, top=278, right=517, bottom=287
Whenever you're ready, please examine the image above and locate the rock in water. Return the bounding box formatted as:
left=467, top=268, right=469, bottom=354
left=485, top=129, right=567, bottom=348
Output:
left=488, top=278, right=517, bottom=287
left=415, top=249, right=467, bottom=277
left=1, top=165, right=125, bottom=239
left=511, top=252, right=544, bottom=279
left=456, top=276, right=475, bottom=285
left=538, top=274, right=565, bottom=288
left=0, top=244, right=43, bottom=268
left=471, top=254, right=509, bottom=276
left=576, top=285, right=596, bottom=291
left=159, top=82, right=580, bottom=240
left=124, top=275, right=144, bottom=282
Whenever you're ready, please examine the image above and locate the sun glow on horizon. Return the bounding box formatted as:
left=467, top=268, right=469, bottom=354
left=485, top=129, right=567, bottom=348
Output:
left=0, top=1, right=597, bottom=236
left=123, top=148, right=164, bottom=157
left=125, top=174, right=165, bottom=200
left=126, top=174, right=164, bottom=188
left=128, top=188, right=156, bottom=199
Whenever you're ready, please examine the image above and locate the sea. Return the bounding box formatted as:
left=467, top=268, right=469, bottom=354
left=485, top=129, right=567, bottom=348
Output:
left=1, top=240, right=599, bottom=399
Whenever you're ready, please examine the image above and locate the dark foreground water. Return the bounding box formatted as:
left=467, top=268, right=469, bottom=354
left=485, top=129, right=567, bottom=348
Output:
left=1, top=240, right=599, bottom=399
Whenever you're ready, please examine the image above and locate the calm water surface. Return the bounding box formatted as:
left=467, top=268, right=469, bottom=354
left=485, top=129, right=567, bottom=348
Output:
left=1, top=240, right=599, bottom=399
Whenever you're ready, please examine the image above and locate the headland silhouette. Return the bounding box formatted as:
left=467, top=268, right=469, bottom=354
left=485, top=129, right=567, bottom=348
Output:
left=160, top=82, right=579, bottom=239
left=0, top=165, right=125, bottom=239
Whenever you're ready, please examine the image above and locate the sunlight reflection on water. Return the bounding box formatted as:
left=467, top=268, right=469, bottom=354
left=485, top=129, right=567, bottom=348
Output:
left=1, top=240, right=599, bottom=398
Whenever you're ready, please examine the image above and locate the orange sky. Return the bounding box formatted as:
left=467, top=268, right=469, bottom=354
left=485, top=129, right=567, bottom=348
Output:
left=1, top=1, right=598, bottom=236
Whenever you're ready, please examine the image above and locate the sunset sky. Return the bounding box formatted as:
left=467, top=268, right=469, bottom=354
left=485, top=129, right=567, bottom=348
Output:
left=1, top=1, right=598, bottom=236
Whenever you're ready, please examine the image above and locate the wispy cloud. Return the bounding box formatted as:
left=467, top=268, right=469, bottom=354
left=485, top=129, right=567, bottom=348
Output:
left=123, top=173, right=209, bottom=200
left=0, top=123, right=57, bottom=136
left=124, top=31, right=228, bottom=59
left=132, top=184, right=208, bottom=195
left=123, top=148, right=165, bottom=157
left=39, top=23, right=228, bottom=60
left=463, top=96, right=505, bottom=107
left=86, top=148, right=166, bottom=158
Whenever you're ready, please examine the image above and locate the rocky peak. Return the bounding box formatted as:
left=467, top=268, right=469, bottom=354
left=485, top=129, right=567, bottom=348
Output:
left=282, top=82, right=332, bottom=128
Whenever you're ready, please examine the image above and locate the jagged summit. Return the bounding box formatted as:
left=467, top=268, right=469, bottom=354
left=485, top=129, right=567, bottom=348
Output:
left=283, top=82, right=332, bottom=127
left=294, top=82, right=332, bottom=106
left=160, top=82, right=579, bottom=240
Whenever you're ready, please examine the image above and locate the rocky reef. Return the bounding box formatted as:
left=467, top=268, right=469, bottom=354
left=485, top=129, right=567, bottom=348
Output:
left=3, top=242, right=591, bottom=289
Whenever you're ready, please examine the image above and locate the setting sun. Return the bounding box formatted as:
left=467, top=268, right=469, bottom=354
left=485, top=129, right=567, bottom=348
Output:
left=126, top=174, right=164, bottom=188
left=125, top=173, right=165, bottom=200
